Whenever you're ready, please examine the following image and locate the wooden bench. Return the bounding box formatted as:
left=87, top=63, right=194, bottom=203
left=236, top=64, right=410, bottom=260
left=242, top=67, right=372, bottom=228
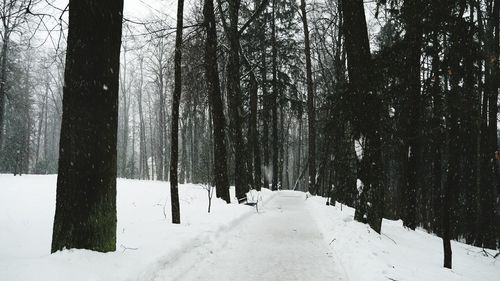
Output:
left=239, top=191, right=262, bottom=213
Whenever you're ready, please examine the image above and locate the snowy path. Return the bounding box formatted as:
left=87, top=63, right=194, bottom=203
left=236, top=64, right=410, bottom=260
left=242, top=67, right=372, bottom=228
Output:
left=171, top=191, right=346, bottom=281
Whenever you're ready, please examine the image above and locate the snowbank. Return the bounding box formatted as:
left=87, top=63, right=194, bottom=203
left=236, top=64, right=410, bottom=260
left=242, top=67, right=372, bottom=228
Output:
left=306, top=196, right=500, bottom=281
left=0, top=174, right=273, bottom=281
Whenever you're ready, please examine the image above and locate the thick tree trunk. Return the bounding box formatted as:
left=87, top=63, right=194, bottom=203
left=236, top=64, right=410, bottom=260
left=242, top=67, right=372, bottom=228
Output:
left=204, top=0, right=230, bottom=203
left=342, top=0, right=384, bottom=234
left=51, top=0, right=124, bottom=253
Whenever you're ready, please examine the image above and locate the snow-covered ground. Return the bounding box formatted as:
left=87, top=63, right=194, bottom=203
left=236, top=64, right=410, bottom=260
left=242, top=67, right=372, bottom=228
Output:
left=0, top=174, right=273, bottom=281
left=168, top=191, right=345, bottom=281
left=307, top=197, right=500, bottom=281
left=1, top=174, right=498, bottom=281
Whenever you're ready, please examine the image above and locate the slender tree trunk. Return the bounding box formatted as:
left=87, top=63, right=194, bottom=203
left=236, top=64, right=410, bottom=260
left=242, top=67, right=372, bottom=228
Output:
left=271, top=0, right=279, bottom=190
left=157, top=72, right=166, bottom=181
left=51, top=0, right=124, bottom=253
left=247, top=56, right=261, bottom=191
left=261, top=37, right=270, bottom=190
left=482, top=0, right=499, bottom=248
left=137, top=57, right=149, bottom=180
left=0, top=30, right=9, bottom=151
left=300, top=0, right=316, bottom=195
left=429, top=22, right=443, bottom=236
left=35, top=83, right=49, bottom=170
left=130, top=103, right=136, bottom=178
left=120, top=48, right=129, bottom=178
left=169, top=0, right=184, bottom=224
left=148, top=92, right=155, bottom=180
left=43, top=84, right=49, bottom=173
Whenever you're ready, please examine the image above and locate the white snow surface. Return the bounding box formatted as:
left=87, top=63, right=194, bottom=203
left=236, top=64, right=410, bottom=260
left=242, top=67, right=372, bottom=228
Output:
left=1, top=174, right=499, bottom=281
left=167, top=191, right=345, bottom=281
left=307, top=197, right=500, bottom=281
left=0, top=174, right=273, bottom=281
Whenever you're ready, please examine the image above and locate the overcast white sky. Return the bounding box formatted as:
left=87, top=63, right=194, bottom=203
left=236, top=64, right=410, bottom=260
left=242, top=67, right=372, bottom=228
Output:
left=40, top=0, right=178, bottom=21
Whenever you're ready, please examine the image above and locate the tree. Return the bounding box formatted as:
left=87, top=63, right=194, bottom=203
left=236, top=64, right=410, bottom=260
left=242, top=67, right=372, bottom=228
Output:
left=169, top=0, right=185, bottom=224
left=400, top=0, right=424, bottom=231
left=219, top=0, right=250, bottom=202
left=271, top=0, right=278, bottom=191
left=299, top=0, right=316, bottom=195
left=0, top=0, right=31, bottom=151
left=51, top=0, right=124, bottom=253
left=342, top=0, right=384, bottom=234
left=203, top=0, right=230, bottom=203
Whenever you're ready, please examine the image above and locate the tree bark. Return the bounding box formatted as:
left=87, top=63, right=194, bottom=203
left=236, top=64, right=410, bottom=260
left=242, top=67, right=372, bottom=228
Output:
left=51, top=0, right=124, bottom=253
left=401, top=0, right=424, bottom=230
left=204, top=0, right=230, bottom=203
left=227, top=0, right=249, bottom=202
left=169, top=0, right=184, bottom=224
left=0, top=29, right=9, bottom=151
left=342, top=0, right=384, bottom=234
left=300, top=0, right=316, bottom=195
left=271, top=0, right=279, bottom=191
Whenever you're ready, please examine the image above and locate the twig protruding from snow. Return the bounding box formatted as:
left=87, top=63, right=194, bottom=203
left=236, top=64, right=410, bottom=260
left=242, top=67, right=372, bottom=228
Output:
left=120, top=244, right=139, bottom=252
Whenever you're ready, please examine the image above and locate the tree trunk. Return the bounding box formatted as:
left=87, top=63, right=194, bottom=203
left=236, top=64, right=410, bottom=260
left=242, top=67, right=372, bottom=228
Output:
left=342, top=0, right=384, bottom=234
left=0, top=30, right=9, bottom=151
left=137, top=57, right=149, bottom=180
left=246, top=53, right=262, bottom=191
left=169, top=0, right=184, bottom=224
left=227, top=0, right=249, bottom=202
left=204, top=0, right=230, bottom=203
left=401, top=0, right=423, bottom=230
left=271, top=0, right=279, bottom=191
left=261, top=37, right=270, bottom=190
left=51, top=0, right=124, bottom=253
left=300, top=0, right=316, bottom=195
left=120, top=48, right=129, bottom=178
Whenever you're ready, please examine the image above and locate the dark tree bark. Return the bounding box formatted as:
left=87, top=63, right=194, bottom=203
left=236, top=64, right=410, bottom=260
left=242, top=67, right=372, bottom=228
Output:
left=300, top=0, right=316, bottom=195
left=443, top=86, right=456, bottom=269
left=401, top=0, right=424, bottom=230
left=204, top=0, right=230, bottom=203
left=443, top=10, right=465, bottom=266
left=429, top=20, right=443, bottom=238
left=271, top=0, right=279, bottom=191
left=479, top=0, right=499, bottom=249
left=261, top=33, right=270, bottom=190
left=241, top=46, right=262, bottom=191
left=342, top=0, right=384, bottom=234
left=51, top=0, right=124, bottom=253
left=226, top=0, right=249, bottom=202
left=169, top=0, right=184, bottom=225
